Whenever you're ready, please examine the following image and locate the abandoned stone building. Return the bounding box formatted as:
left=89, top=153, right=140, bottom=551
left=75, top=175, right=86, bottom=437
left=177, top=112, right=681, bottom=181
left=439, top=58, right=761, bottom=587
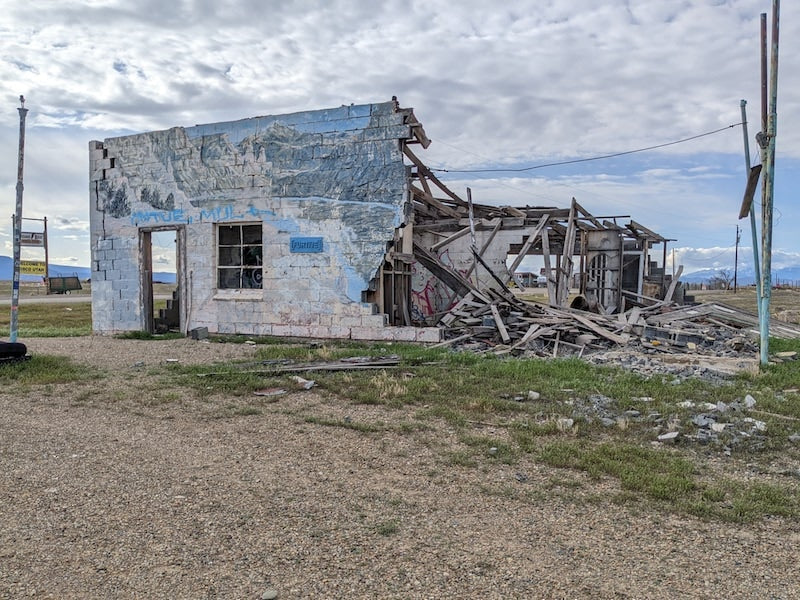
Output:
left=89, top=99, right=677, bottom=342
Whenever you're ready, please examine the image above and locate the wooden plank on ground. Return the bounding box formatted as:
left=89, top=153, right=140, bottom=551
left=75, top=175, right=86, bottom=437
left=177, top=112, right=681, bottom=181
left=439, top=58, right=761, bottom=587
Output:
left=571, top=313, right=630, bottom=345
left=490, top=304, right=510, bottom=343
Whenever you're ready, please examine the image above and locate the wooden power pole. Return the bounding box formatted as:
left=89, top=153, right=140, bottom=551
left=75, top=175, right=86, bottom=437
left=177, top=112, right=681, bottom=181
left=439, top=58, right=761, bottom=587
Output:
left=10, top=95, right=28, bottom=344
left=758, top=1, right=779, bottom=366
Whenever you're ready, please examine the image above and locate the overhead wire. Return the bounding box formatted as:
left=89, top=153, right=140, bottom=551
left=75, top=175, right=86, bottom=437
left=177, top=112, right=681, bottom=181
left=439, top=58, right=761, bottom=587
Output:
left=431, top=122, right=744, bottom=174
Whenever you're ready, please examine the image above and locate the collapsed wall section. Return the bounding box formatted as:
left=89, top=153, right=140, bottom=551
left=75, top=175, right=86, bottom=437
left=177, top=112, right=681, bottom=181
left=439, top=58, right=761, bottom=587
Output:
left=412, top=228, right=523, bottom=321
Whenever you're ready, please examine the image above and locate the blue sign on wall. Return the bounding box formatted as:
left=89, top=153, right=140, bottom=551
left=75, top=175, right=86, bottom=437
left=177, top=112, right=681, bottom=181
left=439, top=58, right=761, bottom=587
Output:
left=290, top=236, right=324, bottom=253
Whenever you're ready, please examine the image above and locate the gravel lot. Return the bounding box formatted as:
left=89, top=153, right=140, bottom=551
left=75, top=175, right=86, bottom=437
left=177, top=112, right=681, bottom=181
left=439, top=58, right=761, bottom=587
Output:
left=1, top=337, right=799, bottom=599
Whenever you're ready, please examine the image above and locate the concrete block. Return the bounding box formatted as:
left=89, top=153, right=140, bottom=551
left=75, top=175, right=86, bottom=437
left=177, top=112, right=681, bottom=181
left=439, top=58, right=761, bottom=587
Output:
left=190, top=327, right=209, bottom=340
left=416, top=328, right=442, bottom=343
left=289, top=325, right=312, bottom=338
left=271, top=324, right=291, bottom=337
left=235, top=323, right=256, bottom=336
left=253, top=324, right=273, bottom=336
left=351, top=327, right=395, bottom=341
left=96, top=239, right=113, bottom=252
left=328, top=326, right=352, bottom=339
left=390, top=327, right=418, bottom=342
left=348, top=104, right=372, bottom=118
left=362, top=314, right=388, bottom=328
left=370, top=102, right=395, bottom=116
left=337, top=316, right=363, bottom=328
left=361, top=125, right=411, bottom=142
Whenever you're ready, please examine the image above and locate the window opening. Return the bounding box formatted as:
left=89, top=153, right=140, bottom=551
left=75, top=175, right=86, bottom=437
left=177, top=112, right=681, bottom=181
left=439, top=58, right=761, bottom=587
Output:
left=218, top=224, right=263, bottom=289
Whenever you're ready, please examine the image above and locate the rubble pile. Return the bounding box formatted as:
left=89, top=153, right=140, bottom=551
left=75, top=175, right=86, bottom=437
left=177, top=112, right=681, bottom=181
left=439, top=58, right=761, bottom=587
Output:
left=436, top=291, right=800, bottom=374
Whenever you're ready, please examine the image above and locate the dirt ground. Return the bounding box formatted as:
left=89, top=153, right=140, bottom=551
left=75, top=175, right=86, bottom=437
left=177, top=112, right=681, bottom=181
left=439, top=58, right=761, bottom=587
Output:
left=1, top=337, right=799, bottom=599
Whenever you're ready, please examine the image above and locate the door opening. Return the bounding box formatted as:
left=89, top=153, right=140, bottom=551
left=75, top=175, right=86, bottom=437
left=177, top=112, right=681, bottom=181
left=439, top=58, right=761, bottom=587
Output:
left=141, top=228, right=182, bottom=334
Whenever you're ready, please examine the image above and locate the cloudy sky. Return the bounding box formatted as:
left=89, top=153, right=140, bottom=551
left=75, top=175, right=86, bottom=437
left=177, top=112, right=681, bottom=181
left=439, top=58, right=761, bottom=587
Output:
left=0, top=0, right=797, bottom=276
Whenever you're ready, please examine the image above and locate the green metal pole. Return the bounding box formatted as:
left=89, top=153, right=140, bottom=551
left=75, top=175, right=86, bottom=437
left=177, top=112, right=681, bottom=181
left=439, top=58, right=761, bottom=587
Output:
left=10, top=96, right=28, bottom=344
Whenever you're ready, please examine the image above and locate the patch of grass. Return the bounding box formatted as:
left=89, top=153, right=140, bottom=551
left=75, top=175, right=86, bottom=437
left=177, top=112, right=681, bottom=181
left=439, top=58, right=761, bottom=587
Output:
left=686, top=480, right=800, bottom=523
left=0, top=302, right=92, bottom=337
left=162, top=363, right=286, bottom=398
left=114, top=331, right=185, bottom=340
left=725, top=482, right=799, bottom=521
left=303, top=415, right=384, bottom=433
left=142, top=390, right=183, bottom=406
left=0, top=354, right=99, bottom=385
left=232, top=406, right=262, bottom=416
left=537, top=439, right=800, bottom=521
left=415, top=405, right=469, bottom=428
left=460, top=434, right=517, bottom=464
left=446, top=450, right=478, bottom=467
left=510, top=419, right=563, bottom=452
left=373, top=520, right=400, bottom=537
left=538, top=441, right=696, bottom=501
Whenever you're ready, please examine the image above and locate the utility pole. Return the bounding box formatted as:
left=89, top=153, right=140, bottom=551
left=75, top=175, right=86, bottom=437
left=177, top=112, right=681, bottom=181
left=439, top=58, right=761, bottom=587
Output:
left=734, top=225, right=741, bottom=293
left=10, top=95, right=29, bottom=344
left=758, top=1, right=779, bottom=366
left=739, top=100, right=761, bottom=310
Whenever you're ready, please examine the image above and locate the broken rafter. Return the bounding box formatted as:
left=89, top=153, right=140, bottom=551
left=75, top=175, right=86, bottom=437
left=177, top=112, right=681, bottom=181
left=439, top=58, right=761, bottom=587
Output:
left=411, top=186, right=462, bottom=219
left=413, top=241, right=486, bottom=301
left=403, top=145, right=468, bottom=208
left=429, top=225, right=472, bottom=251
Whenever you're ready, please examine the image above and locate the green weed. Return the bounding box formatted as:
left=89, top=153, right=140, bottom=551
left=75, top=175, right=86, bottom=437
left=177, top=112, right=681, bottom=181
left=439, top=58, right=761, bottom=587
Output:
left=373, top=520, right=400, bottom=536
left=0, top=354, right=98, bottom=385
left=303, top=415, right=383, bottom=433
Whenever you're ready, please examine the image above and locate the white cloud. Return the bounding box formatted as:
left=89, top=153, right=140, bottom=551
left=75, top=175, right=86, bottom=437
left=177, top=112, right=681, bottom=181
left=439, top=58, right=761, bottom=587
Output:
left=674, top=246, right=800, bottom=274
left=0, top=0, right=798, bottom=268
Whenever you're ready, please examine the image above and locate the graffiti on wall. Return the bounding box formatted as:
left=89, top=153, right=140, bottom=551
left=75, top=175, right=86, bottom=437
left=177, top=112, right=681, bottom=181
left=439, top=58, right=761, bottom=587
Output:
left=410, top=248, right=471, bottom=322
left=129, top=204, right=277, bottom=226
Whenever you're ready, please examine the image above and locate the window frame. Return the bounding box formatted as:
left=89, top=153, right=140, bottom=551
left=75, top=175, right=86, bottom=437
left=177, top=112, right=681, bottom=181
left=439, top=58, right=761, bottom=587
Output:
left=216, top=222, right=263, bottom=290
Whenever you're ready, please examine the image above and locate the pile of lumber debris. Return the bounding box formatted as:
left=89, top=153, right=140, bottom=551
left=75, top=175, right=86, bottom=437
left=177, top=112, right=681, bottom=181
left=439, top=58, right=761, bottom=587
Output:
left=433, top=292, right=800, bottom=358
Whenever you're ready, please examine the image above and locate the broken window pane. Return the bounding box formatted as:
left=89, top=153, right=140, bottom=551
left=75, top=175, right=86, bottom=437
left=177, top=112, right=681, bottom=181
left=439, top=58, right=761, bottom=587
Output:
left=243, top=245, right=262, bottom=266
left=218, top=268, right=241, bottom=289
left=242, top=225, right=262, bottom=244
left=218, top=225, right=241, bottom=245
left=219, top=246, right=242, bottom=267
left=242, top=268, right=263, bottom=289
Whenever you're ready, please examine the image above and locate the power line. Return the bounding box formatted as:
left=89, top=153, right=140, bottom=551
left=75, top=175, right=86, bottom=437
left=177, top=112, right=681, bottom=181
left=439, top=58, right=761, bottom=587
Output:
left=432, top=122, right=744, bottom=173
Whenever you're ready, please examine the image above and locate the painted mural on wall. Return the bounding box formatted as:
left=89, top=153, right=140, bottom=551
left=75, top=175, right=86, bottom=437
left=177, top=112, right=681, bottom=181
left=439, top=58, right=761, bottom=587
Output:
left=93, top=102, right=410, bottom=303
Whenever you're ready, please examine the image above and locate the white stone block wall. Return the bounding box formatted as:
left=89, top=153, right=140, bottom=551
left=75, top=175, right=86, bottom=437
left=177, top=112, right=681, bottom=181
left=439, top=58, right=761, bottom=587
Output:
left=89, top=101, right=441, bottom=342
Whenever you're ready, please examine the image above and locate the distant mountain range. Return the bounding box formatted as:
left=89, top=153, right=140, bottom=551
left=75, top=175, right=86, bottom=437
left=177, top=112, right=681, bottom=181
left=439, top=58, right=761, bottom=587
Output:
left=681, top=266, right=800, bottom=286
left=0, top=256, right=176, bottom=283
